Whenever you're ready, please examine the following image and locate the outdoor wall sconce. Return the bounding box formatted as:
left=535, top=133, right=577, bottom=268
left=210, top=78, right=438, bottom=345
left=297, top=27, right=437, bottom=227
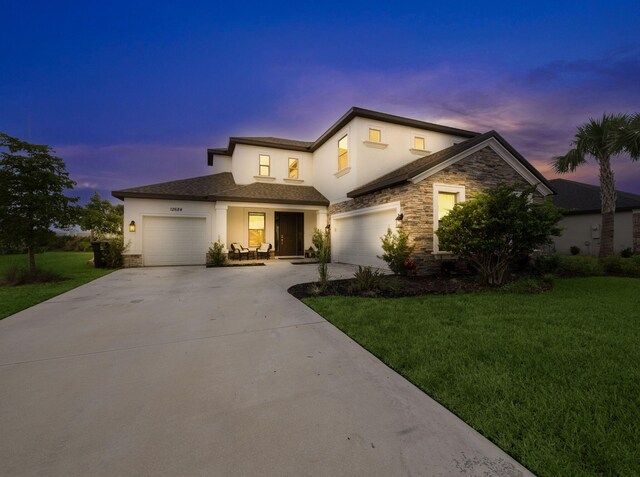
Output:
left=129, top=220, right=136, bottom=232
left=325, top=224, right=331, bottom=233
left=395, top=213, right=404, bottom=228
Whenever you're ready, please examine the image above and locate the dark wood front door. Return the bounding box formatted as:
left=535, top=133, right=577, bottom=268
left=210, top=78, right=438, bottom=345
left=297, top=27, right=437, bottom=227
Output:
left=275, top=212, right=304, bottom=256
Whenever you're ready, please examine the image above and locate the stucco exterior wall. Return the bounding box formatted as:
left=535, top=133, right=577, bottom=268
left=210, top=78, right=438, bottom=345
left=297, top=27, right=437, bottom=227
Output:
left=351, top=117, right=468, bottom=191
left=328, top=146, right=543, bottom=274
left=122, top=198, right=216, bottom=256
left=553, top=211, right=635, bottom=255
left=229, top=144, right=314, bottom=186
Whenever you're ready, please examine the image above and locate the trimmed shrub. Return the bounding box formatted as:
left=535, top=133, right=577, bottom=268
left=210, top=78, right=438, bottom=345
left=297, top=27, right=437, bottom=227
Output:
left=312, top=228, right=331, bottom=288
left=570, top=245, right=581, bottom=255
left=207, top=240, right=227, bottom=266
left=379, top=228, right=414, bottom=275
left=601, top=256, right=640, bottom=277
left=620, top=247, right=634, bottom=258
left=556, top=255, right=603, bottom=277
left=533, top=254, right=561, bottom=275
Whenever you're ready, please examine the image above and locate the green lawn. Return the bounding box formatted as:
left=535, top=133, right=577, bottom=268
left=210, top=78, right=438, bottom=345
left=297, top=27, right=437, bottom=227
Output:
left=305, top=278, right=640, bottom=477
left=0, top=252, right=114, bottom=319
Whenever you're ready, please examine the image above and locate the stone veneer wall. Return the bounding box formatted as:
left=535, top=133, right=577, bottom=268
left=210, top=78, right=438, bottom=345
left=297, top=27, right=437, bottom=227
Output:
left=328, top=146, right=544, bottom=274
left=123, top=254, right=143, bottom=268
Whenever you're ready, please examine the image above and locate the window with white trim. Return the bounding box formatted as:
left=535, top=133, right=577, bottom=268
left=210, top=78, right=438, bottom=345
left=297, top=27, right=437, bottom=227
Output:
left=414, top=136, right=426, bottom=150
left=259, top=154, right=270, bottom=176
left=248, top=212, right=265, bottom=247
left=433, top=184, right=465, bottom=252
left=368, top=128, right=381, bottom=143
left=288, top=158, right=299, bottom=179
left=338, top=134, right=348, bottom=171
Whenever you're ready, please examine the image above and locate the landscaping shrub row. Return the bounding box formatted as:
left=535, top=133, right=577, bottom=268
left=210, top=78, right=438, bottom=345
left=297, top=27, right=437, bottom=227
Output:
left=536, top=254, right=640, bottom=278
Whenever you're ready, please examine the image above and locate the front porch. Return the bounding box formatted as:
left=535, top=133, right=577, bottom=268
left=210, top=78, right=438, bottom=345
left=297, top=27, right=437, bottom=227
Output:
left=214, top=201, right=328, bottom=258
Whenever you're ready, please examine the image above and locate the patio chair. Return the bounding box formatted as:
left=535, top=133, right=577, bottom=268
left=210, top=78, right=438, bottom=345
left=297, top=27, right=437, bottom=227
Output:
left=256, top=242, right=272, bottom=259
left=230, top=243, right=250, bottom=260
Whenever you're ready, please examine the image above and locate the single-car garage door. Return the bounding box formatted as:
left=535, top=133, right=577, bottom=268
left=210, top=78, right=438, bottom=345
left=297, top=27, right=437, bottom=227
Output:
left=142, top=216, right=207, bottom=266
left=332, top=207, right=397, bottom=269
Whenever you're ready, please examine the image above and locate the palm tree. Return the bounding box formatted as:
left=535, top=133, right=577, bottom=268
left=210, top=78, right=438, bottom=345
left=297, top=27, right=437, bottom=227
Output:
left=553, top=113, right=639, bottom=257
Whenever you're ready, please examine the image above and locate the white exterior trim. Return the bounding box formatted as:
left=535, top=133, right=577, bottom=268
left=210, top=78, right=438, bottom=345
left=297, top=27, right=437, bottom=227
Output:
left=432, top=183, right=466, bottom=253
left=410, top=137, right=554, bottom=196
left=331, top=201, right=401, bottom=220
left=215, top=201, right=326, bottom=212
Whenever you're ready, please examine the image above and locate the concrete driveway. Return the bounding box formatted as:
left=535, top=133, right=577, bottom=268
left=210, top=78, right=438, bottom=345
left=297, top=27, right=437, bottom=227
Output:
left=0, top=262, right=532, bottom=477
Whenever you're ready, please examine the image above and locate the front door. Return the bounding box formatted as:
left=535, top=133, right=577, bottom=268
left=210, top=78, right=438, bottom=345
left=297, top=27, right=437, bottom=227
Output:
left=275, top=212, right=304, bottom=256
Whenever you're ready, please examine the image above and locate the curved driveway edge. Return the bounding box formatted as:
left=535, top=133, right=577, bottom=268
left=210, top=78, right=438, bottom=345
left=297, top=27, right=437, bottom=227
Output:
left=0, top=262, right=533, bottom=476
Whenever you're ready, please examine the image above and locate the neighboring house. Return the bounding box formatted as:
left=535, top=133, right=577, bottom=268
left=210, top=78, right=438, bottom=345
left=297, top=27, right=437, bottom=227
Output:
left=112, top=107, right=555, bottom=271
left=550, top=179, right=640, bottom=255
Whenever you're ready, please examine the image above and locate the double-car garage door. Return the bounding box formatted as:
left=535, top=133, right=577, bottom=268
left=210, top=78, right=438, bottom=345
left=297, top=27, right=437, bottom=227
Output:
left=142, top=216, right=207, bottom=266
left=331, top=207, right=397, bottom=269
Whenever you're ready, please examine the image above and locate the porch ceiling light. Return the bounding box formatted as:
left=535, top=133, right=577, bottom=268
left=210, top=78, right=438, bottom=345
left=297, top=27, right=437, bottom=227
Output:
left=129, top=220, right=136, bottom=232
left=395, top=213, right=404, bottom=228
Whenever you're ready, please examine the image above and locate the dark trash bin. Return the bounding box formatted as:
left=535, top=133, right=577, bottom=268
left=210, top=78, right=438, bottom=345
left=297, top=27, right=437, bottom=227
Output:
left=91, top=241, right=109, bottom=268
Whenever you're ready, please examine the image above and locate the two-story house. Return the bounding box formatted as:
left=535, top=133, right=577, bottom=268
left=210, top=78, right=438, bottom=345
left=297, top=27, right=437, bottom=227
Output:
left=112, top=107, right=555, bottom=271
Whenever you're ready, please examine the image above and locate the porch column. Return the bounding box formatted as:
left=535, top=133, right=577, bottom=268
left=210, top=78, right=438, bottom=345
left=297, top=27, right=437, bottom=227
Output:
left=633, top=209, right=640, bottom=254
left=316, top=210, right=328, bottom=230
left=215, top=204, right=228, bottom=251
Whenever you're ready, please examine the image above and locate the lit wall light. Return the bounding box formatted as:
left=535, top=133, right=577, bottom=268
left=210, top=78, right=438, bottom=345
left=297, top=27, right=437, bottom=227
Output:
left=129, top=220, right=136, bottom=232
left=395, top=213, right=404, bottom=228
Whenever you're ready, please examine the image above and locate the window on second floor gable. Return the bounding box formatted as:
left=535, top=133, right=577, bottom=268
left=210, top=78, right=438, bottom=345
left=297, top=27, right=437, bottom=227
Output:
left=414, top=136, right=426, bottom=150
left=259, top=154, right=270, bottom=176
left=338, top=134, right=348, bottom=171
left=368, top=128, right=381, bottom=143
left=288, top=158, right=299, bottom=179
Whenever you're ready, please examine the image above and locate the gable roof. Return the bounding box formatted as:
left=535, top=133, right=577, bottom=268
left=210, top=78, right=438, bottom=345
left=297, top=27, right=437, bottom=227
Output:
left=112, top=172, right=329, bottom=206
left=347, top=130, right=555, bottom=198
left=207, top=107, right=480, bottom=165
left=550, top=178, right=640, bottom=214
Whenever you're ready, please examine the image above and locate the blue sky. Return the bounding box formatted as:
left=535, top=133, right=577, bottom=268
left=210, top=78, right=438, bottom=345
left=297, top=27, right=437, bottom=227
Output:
left=2, top=0, right=640, bottom=202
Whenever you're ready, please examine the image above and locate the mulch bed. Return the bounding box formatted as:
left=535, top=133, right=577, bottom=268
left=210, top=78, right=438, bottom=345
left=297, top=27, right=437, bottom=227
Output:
left=288, top=274, right=483, bottom=299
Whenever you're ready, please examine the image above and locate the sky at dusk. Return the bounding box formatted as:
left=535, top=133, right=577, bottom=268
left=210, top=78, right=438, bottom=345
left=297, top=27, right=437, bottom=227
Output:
left=2, top=0, right=640, bottom=203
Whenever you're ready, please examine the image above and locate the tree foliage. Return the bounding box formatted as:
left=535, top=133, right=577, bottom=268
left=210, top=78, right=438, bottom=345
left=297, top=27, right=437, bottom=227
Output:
left=0, top=133, right=78, bottom=271
left=553, top=113, right=639, bottom=257
left=378, top=227, right=415, bottom=275
left=79, top=192, right=123, bottom=240
left=436, top=185, right=562, bottom=285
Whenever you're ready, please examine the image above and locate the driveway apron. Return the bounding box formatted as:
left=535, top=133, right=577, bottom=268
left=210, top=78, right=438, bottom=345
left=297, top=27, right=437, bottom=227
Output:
left=0, top=262, right=533, bottom=476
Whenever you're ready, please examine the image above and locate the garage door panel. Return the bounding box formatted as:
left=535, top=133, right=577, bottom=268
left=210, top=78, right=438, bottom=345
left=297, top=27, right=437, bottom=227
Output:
left=332, top=209, right=395, bottom=269
left=142, top=216, right=207, bottom=266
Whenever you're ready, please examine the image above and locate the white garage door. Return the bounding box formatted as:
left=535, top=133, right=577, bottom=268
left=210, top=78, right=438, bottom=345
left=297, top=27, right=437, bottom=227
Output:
left=142, top=216, right=207, bottom=266
left=332, top=207, right=397, bottom=269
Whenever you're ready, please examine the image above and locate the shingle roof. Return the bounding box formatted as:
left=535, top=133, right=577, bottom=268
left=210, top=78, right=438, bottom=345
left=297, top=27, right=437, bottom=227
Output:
left=207, top=106, right=481, bottom=165
left=112, top=172, right=329, bottom=205
left=550, top=179, right=640, bottom=214
left=347, top=130, right=554, bottom=198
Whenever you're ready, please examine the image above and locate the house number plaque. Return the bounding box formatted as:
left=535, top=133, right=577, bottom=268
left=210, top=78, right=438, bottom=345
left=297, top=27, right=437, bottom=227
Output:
left=169, top=207, right=183, bottom=212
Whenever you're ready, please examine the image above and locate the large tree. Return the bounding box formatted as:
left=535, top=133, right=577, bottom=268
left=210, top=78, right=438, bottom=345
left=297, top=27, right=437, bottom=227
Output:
left=0, top=133, right=78, bottom=272
left=553, top=113, right=640, bottom=257
left=79, top=192, right=123, bottom=241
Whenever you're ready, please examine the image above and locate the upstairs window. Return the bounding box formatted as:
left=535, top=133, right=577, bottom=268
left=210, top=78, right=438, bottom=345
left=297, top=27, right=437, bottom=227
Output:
left=248, top=212, right=265, bottom=247
left=414, top=136, right=426, bottom=150
left=368, top=128, right=381, bottom=143
left=338, top=134, right=348, bottom=171
left=259, top=154, right=270, bottom=176
left=288, top=158, right=299, bottom=179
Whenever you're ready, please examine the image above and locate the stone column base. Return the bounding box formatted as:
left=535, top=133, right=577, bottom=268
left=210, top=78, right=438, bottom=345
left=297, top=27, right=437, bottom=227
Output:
left=633, top=209, right=640, bottom=254
left=123, top=254, right=143, bottom=268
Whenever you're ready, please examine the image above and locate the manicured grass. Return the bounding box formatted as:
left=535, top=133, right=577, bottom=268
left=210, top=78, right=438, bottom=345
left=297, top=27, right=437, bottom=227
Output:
left=0, top=252, right=114, bottom=319
left=304, top=278, right=640, bottom=477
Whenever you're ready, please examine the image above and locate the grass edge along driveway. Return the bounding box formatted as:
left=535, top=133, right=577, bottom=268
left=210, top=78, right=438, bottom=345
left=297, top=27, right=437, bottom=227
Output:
left=0, top=252, right=113, bottom=319
left=304, top=277, right=640, bottom=477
